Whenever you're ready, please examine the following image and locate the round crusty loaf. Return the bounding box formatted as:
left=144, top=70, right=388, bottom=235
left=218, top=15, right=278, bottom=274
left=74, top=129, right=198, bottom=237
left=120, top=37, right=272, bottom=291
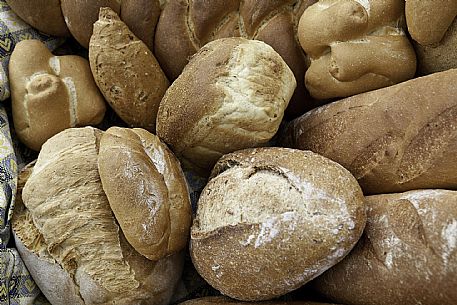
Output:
left=282, top=69, right=457, bottom=194
left=180, top=296, right=339, bottom=305
left=156, top=37, right=296, bottom=174
left=298, top=0, right=416, bottom=100
left=5, top=0, right=70, bottom=36
left=9, top=39, right=106, bottom=151
left=154, top=0, right=317, bottom=118
left=14, top=127, right=183, bottom=305
left=98, top=127, right=191, bottom=261
left=190, top=148, right=366, bottom=301
left=313, top=189, right=457, bottom=305
left=89, top=8, right=169, bottom=131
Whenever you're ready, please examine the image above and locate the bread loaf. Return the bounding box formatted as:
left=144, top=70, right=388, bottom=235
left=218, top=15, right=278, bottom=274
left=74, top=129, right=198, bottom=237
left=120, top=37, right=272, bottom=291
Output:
left=282, top=69, right=457, bottom=194
left=156, top=37, right=296, bottom=174
left=13, top=127, right=183, bottom=305
left=154, top=0, right=317, bottom=118
left=89, top=8, right=169, bottom=131
left=405, top=2, right=457, bottom=74
left=9, top=39, right=106, bottom=151
left=98, top=127, right=191, bottom=261
left=313, top=189, right=457, bottom=305
left=5, top=0, right=70, bottom=36
left=180, top=296, right=339, bottom=305
left=298, top=0, right=416, bottom=99
left=190, top=148, right=366, bottom=301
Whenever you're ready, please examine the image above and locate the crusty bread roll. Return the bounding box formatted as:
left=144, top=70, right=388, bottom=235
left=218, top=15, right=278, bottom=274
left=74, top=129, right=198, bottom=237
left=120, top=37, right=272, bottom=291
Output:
left=405, top=1, right=457, bottom=74
left=89, top=8, right=169, bottom=131
left=180, top=296, right=338, bottom=305
left=98, top=127, right=191, bottom=261
left=154, top=0, right=317, bottom=118
left=9, top=40, right=106, bottom=151
left=190, top=148, right=366, bottom=301
left=313, top=189, right=457, bottom=305
left=156, top=37, right=296, bottom=174
left=298, top=0, right=416, bottom=99
left=13, top=127, right=183, bottom=305
left=5, top=0, right=70, bottom=36
left=282, top=69, right=457, bottom=194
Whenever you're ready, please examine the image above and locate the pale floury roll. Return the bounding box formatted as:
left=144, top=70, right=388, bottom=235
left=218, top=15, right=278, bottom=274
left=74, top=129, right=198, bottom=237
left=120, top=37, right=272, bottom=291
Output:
left=13, top=127, right=189, bottom=305
left=190, top=148, right=366, bottom=301
left=298, top=0, right=416, bottom=99
left=314, top=189, right=457, bottom=305
left=156, top=37, right=296, bottom=174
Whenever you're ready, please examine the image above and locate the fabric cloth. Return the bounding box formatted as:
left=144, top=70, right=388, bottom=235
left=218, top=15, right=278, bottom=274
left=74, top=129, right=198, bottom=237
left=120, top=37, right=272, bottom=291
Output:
left=0, top=0, right=63, bottom=101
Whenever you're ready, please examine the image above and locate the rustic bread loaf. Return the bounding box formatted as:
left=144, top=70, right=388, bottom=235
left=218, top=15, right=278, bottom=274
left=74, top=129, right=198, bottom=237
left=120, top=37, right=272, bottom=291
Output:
left=89, top=8, right=169, bottom=132
left=5, top=0, right=70, bottom=36
left=154, top=0, right=317, bottom=118
left=180, top=296, right=339, bottom=305
left=156, top=37, right=296, bottom=174
left=298, top=0, right=416, bottom=99
left=313, top=189, right=457, bottom=305
left=9, top=39, right=106, bottom=151
left=98, top=127, right=191, bottom=261
left=406, top=2, right=457, bottom=74
left=13, top=127, right=183, bottom=305
left=190, top=148, right=366, bottom=301
left=282, top=69, right=457, bottom=194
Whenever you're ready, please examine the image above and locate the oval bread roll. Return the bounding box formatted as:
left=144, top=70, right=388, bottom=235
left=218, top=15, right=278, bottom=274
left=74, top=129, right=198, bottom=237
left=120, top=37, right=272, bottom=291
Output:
left=313, top=189, right=457, bottom=305
left=98, top=127, right=191, bottom=261
left=282, top=69, right=457, bottom=194
left=190, top=148, right=366, bottom=301
left=15, top=127, right=183, bottom=305
left=156, top=37, right=296, bottom=174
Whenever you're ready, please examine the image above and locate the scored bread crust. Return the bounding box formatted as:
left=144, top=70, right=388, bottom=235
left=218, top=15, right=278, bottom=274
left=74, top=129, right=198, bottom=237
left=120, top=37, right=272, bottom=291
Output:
left=9, top=39, right=106, bottom=151
left=313, top=189, right=457, bottom=305
left=89, top=8, right=169, bottom=132
left=190, top=148, right=366, bottom=301
left=283, top=69, right=457, bottom=194
left=156, top=37, right=296, bottom=174
left=15, top=127, right=182, bottom=305
left=154, top=0, right=317, bottom=117
left=179, top=296, right=339, bottom=305
left=98, top=127, right=191, bottom=261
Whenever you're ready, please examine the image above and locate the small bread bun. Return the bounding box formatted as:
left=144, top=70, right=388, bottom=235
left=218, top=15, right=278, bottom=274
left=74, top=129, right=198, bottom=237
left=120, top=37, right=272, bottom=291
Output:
left=190, top=148, right=366, bottom=301
left=313, top=189, right=457, bottom=305
left=156, top=37, right=296, bottom=174
left=98, top=127, right=191, bottom=261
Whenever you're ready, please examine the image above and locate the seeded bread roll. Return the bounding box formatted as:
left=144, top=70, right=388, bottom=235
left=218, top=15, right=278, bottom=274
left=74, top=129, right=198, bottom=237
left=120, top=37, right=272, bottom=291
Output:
left=9, top=39, right=106, bottom=151
left=98, top=127, right=191, bottom=261
left=282, top=69, right=457, bottom=194
left=89, top=8, right=169, bottom=131
left=5, top=0, right=70, bottom=36
left=313, top=189, right=457, bottom=305
left=190, top=148, right=366, bottom=301
left=180, top=296, right=339, bottom=305
left=298, top=0, right=416, bottom=99
left=13, top=127, right=183, bottom=305
left=156, top=37, right=296, bottom=174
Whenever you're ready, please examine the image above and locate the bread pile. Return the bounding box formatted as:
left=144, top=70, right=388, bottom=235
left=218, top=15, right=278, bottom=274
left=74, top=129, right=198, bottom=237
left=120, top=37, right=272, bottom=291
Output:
left=2, top=0, right=456, bottom=304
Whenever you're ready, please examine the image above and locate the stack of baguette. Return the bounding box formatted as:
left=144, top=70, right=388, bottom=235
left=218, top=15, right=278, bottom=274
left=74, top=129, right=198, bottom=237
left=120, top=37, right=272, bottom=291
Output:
left=3, top=0, right=456, bottom=304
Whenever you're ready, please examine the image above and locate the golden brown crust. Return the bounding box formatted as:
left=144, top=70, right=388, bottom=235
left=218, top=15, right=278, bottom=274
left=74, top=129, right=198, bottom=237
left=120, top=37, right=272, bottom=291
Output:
left=180, top=296, right=338, bottom=305
left=191, top=148, right=366, bottom=301
left=314, top=189, right=457, bottom=305
left=98, top=127, right=191, bottom=261
left=5, top=0, right=70, bottom=36
left=405, top=0, right=457, bottom=46
left=154, top=0, right=317, bottom=118
left=9, top=40, right=106, bottom=151
left=89, top=8, right=169, bottom=131
left=298, top=0, right=416, bottom=99
left=283, top=69, right=457, bottom=194
left=156, top=37, right=295, bottom=174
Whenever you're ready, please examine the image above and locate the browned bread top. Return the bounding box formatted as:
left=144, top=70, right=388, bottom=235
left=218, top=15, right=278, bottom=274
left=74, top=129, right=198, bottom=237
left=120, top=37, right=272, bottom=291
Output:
left=180, top=296, right=339, bottom=305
